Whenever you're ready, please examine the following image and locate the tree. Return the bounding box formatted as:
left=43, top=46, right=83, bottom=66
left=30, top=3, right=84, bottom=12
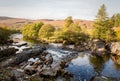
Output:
left=64, top=16, right=73, bottom=27
left=56, top=16, right=89, bottom=44
left=38, top=24, right=55, bottom=40
left=22, top=22, right=44, bottom=39
left=110, top=14, right=120, bottom=27
left=92, top=4, right=115, bottom=42
left=114, top=14, right=120, bottom=27
left=96, top=4, right=108, bottom=21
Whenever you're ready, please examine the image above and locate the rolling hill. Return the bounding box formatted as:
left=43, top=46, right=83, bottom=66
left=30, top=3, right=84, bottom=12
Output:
left=0, top=16, right=93, bottom=29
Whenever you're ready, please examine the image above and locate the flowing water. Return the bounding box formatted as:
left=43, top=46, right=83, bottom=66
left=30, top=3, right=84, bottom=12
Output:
left=44, top=43, right=120, bottom=81
left=8, top=34, right=120, bottom=81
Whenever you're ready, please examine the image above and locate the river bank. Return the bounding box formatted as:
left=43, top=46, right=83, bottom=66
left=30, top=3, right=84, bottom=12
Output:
left=0, top=34, right=120, bottom=81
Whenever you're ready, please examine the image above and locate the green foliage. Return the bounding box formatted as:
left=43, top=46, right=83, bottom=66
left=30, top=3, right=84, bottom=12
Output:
left=64, top=16, right=73, bottom=27
left=92, top=4, right=115, bottom=42
left=55, top=16, right=89, bottom=45
left=96, top=4, right=108, bottom=21
left=115, top=27, right=120, bottom=41
left=93, top=20, right=115, bottom=42
left=0, top=26, right=11, bottom=44
left=38, top=24, right=55, bottom=40
left=110, top=14, right=120, bottom=27
left=22, top=22, right=44, bottom=39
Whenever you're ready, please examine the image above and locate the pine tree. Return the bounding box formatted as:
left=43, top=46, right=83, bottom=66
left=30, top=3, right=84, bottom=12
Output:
left=93, top=4, right=115, bottom=42
left=96, top=4, right=108, bottom=21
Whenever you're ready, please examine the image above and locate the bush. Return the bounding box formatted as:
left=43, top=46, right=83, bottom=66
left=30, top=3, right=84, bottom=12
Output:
left=22, top=22, right=44, bottom=40
left=0, top=26, right=11, bottom=44
left=38, top=24, right=55, bottom=40
left=55, top=17, right=89, bottom=45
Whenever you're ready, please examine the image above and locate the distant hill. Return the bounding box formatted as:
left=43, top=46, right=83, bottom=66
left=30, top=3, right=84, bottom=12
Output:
left=0, top=16, right=14, bottom=20
left=0, top=16, right=93, bottom=29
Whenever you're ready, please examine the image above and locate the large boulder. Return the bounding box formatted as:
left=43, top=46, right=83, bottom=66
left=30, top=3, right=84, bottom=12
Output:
left=0, top=46, right=46, bottom=67
left=90, top=39, right=107, bottom=56
left=22, top=56, right=68, bottom=77
left=110, top=42, right=120, bottom=55
left=0, top=47, right=18, bottom=61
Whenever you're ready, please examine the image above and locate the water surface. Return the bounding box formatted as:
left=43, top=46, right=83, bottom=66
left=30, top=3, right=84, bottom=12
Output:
left=9, top=34, right=120, bottom=81
left=67, top=52, right=120, bottom=81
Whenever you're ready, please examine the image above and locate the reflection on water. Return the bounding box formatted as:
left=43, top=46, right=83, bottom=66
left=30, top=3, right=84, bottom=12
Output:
left=111, top=55, right=120, bottom=70
left=67, top=52, right=120, bottom=81
left=89, top=55, right=109, bottom=75
left=67, top=52, right=96, bottom=81
left=10, top=34, right=120, bottom=81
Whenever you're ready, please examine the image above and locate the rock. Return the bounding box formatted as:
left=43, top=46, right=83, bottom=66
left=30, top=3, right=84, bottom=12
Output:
left=111, top=54, right=120, bottom=64
left=0, top=46, right=46, bottom=67
left=39, top=61, right=67, bottom=77
left=13, top=42, right=27, bottom=47
left=45, top=54, right=53, bottom=65
left=0, top=68, right=24, bottom=81
left=0, top=47, right=18, bottom=61
left=22, top=47, right=32, bottom=51
left=110, top=42, right=120, bottom=55
left=40, top=65, right=57, bottom=76
left=60, top=61, right=67, bottom=69
left=24, top=65, right=37, bottom=75
left=7, top=40, right=13, bottom=45
left=90, top=39, right=107, bottom=56
left=27, top=76, right=43, bottom=81
left=91, top=76, right=112, bottom=81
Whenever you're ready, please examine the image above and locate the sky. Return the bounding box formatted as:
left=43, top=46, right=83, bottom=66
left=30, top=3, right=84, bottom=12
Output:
left=0, top=0, right=120, bottom=20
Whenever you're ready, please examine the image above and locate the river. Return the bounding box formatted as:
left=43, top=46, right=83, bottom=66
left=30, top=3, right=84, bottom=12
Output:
left=8, top=34, right=120, bottom=81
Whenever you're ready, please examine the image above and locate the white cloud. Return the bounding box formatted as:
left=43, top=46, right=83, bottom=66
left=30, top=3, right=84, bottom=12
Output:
left=0, top=0, right=119, bottom=20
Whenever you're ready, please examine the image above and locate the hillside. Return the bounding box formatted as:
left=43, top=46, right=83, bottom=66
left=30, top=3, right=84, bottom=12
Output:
left=0, top=16, right=93, bottom=29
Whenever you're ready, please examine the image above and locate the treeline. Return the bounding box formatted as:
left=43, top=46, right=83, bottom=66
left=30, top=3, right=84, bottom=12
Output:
left=22, top=16, right=89, bottom=45
left=22, top=4, right=120, bottom=44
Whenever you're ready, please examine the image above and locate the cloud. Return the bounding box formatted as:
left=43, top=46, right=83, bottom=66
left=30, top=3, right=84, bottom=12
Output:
left=0, top=0, right=119, bottom=20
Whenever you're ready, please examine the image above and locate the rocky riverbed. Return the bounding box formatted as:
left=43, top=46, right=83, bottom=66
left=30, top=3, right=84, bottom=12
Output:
left=1, top=34, right=120, bottom=81
left=0, top=41, right=77, bottom=81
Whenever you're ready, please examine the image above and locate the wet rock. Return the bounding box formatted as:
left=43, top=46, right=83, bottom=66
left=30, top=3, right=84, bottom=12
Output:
left=90, top=39, right=107, bottom=56
left=24, top=65, right=37, bottom=75
left=110, top=42, right=120, bottom=55
left=0, top=47, right=18, bottom=61
left=60, top=61, right=67, bottom=69
left=22, top=47, right=32, bottom=51
left=91, top=76, right=112, bottom=81
left=45, top=54, right=53, bottom=65
left=111, top=54, right=120, bottom=65
left=0, top=68, right=24, bottom=81
left=27, top=76, right=43, bottom=81
left=0, top=46, right=46, bottom=67
left=40, top=65, right=57, bottom=76
left=21, top=55, right=68, bottom=77
left=39, top=61, right=68, bottom=77
left=13, top=42, right=27, bottom=47
left=7, top=40, right=13, bottom=45
left=9, top=75, right=18, bottom=81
